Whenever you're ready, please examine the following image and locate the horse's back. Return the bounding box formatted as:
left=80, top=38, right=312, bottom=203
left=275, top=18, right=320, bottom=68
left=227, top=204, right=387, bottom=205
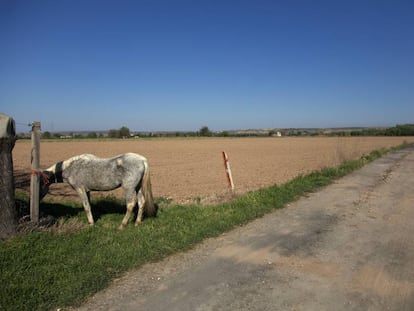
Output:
left=120, top=153, right=148, bottom=162
left=69, top=153, right=147, bottom=164
left=63, top=153, right=148, bottom=191
left=116, top=153, right=148, bottom=168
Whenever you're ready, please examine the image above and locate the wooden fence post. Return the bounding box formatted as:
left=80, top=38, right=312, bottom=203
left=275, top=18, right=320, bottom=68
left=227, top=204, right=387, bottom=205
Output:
left=30, top=121, right=41, bottom=223
left=222, top=151, right=235, bottom=192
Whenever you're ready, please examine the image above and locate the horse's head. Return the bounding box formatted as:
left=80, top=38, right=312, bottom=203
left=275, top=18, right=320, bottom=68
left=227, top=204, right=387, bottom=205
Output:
left=39, top=171, right=54, bottom=200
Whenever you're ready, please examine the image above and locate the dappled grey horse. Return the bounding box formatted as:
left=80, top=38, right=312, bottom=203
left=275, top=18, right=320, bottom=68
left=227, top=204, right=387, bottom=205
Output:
left=39, top=153, right=158, bottom=228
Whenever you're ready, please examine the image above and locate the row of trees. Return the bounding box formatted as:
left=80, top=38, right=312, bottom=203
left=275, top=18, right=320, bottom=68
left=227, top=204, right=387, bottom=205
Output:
left=108, top=126, right=130, bottom=138
left=41, top=127, right=131, bottom=139
left=39, top=124, right=414, bottom=140
left=42, top=131, right=104, bottom=139
left=331, top=124, right=414, bottom=137
left=41, top=126, right=215, bottom=139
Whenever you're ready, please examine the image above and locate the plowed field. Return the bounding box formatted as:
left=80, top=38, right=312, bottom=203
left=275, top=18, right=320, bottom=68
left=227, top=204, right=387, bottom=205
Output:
left=12, top=137, right=414, bottom=204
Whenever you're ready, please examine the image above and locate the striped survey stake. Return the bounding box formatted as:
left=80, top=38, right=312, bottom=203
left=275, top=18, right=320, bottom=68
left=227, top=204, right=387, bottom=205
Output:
left=222, top=151, right=235, bottom=192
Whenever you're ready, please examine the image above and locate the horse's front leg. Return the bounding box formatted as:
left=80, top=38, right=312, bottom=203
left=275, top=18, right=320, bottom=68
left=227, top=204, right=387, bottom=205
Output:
left=75, top=187, right=94, bottom=225
left=119, top=190, right=137, bottom=230
left=135, top=189, right=145, bottom=226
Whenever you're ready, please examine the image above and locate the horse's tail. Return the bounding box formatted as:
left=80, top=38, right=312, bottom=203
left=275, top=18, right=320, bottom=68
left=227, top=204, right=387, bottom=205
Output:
left=142, top=160, right=158, bottom=217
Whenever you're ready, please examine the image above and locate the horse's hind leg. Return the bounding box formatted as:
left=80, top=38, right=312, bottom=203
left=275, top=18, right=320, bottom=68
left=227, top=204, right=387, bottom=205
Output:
left=119, top=190, right=137, bottom=230
left=135, top=189, right=145, bottom=226
left=76, top=187, right=94, bottom=225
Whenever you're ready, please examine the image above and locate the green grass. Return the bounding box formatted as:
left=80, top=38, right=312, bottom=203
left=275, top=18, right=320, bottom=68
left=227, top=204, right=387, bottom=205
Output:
left=0, top=145, right=408, bottom=310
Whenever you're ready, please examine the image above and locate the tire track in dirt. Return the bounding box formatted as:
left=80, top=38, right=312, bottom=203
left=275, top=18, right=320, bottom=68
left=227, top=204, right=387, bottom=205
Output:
left=350, top=151, right=414, bottom=310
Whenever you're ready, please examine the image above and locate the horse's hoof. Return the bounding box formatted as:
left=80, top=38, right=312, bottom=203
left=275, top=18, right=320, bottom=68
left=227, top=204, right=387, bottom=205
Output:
left=118, top=224, right=126, bottom=230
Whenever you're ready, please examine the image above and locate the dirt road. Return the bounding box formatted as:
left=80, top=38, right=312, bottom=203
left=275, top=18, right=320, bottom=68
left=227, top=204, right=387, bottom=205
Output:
left=74, top=147, right=414, bottom=311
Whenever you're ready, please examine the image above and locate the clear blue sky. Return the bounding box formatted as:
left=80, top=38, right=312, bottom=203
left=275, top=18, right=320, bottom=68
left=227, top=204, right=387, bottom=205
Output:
left=1, top=0, right=413, bottom=133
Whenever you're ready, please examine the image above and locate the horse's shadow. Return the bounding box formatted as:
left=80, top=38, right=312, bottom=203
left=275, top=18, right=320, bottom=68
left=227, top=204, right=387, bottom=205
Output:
left=18, top=197, right=131, bottom=225
left=16, top=199, right=82, bottom=220
left=89, top=197, right=130, bottom=222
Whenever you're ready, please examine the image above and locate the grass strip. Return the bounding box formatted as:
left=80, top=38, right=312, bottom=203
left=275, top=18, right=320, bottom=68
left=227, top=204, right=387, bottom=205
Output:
left=0, top=145, right=408, bottom=310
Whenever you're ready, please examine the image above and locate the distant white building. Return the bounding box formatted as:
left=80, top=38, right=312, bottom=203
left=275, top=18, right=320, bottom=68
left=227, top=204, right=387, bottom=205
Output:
left=270, top=131, right=282, bottom=137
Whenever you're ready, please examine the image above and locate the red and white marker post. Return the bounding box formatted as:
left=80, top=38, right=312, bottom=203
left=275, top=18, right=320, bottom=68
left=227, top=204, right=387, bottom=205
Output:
left=222, top=151, right=235, bottom=192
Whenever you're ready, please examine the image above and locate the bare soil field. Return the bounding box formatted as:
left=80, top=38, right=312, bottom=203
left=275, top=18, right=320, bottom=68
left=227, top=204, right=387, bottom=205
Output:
left=12, top=137, right=414, bottom=204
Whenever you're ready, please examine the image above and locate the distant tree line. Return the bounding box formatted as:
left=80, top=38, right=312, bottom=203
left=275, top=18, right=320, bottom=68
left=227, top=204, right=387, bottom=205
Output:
left=330, top=124, right=414, bottom=137
left=41, top=131, right=104, bottom=139
left=108, top=126, right=131, bottom=138
left=38, top=124, right=414, bottom=140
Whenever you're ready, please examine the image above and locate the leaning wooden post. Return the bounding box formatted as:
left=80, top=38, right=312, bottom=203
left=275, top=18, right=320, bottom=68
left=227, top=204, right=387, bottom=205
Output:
left=30, top=121, right=41, bottom=223
left=222, top=151, right=235, bottom=192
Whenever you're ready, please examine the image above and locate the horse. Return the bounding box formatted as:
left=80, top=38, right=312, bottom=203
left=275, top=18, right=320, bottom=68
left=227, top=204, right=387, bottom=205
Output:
left=39, top=153, right=158, bottom=229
